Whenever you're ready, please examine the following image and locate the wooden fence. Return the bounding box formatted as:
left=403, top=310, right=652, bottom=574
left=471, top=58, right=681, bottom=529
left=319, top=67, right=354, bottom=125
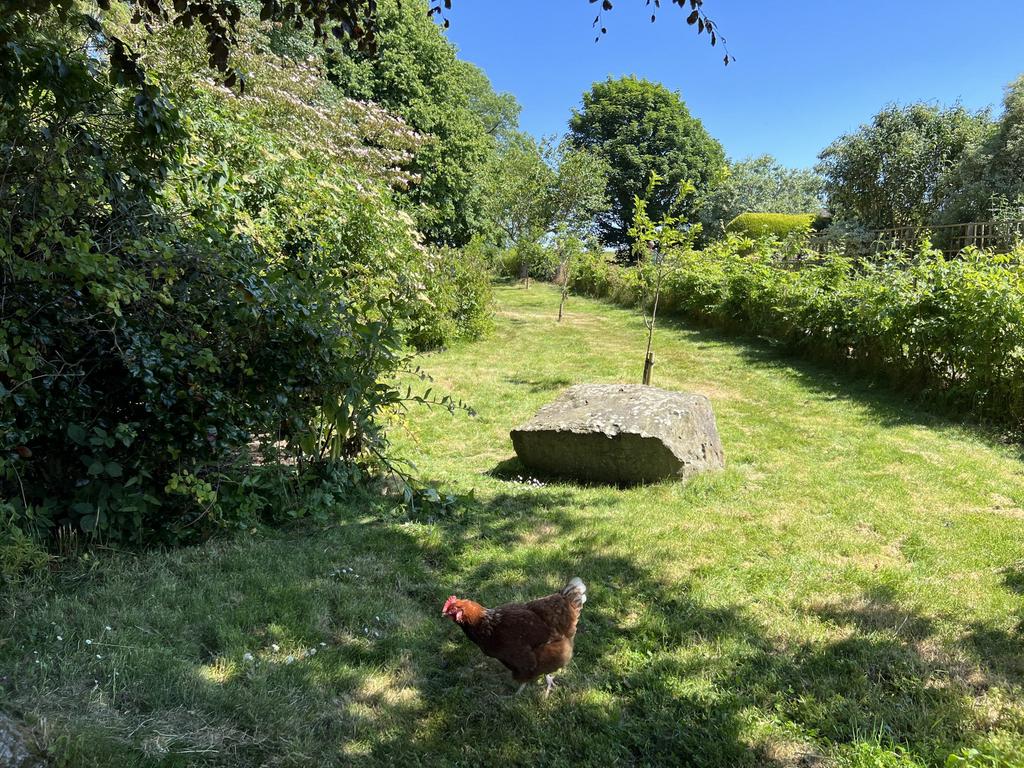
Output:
left=806, top=219, right=1024, bottom=259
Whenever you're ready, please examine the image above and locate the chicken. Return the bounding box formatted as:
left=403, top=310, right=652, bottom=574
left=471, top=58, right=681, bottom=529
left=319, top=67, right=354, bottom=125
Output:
left=441, top=577, right=587, bottom=697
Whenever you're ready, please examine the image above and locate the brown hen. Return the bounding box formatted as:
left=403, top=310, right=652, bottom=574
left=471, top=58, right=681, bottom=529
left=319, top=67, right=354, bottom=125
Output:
left=441, top=577, right=587, bottom=697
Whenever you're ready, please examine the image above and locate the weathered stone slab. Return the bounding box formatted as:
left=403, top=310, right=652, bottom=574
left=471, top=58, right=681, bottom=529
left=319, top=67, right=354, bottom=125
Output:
left=0, top=712, right=43, bottom=768
left=510, top=384, right=724, bottom=485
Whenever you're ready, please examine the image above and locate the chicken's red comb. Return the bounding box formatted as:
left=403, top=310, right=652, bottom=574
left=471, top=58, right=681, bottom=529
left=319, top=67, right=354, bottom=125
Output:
left=442, top=595, right=458, bottom=615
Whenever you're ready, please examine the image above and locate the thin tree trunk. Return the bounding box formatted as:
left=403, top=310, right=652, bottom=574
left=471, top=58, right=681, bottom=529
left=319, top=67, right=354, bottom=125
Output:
left=558, top=258, right=571, bottom=322
left=642, top=262, right=664, bottom=386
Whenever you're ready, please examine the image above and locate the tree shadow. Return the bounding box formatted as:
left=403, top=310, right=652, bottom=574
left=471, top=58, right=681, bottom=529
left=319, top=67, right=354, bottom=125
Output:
left=652, top=313, right=1019, bottom=449
left=503, top=374, right=575, bottom=394
left=964, top=562, right=1024, bottom=682
left=11, top=486, right=1016, bottom=767
left=811, top=582, right=935, bottom=640
left=342, top=495, right=996, bottom=766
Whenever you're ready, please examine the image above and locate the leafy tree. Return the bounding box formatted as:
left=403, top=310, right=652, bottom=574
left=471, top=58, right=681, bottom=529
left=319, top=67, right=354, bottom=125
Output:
left=324, top=0, right=518, bottom=246
left=554, top=230, right=588, bottom=322
left=697, top=155, right=823, bottom=239
left=628, top=173, right=702, bottom=384
left=568, top=76, right=724, bottom=251
left=816, top=103, right=990, bottom=229
left=483, top=132, right=558, bottom=249
left=483, top=135, right=609, bottom=246
left=944, top=75, right=1024, bottom=223
left=461, top=62, right=522, bottom=143
left=483, top=134, right=608, bottom=276
left=549, top=140, right=611, bottom=236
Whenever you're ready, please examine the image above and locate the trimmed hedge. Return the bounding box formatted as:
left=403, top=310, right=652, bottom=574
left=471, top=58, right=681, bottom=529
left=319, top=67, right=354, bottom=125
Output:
left=726, top=212, right=816, bottom=239
left=570, top=239, right=1024, bottom=428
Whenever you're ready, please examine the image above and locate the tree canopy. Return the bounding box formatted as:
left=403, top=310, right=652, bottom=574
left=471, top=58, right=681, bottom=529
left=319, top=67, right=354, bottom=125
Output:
left=816, top=103, right=990, bottom=230
left=943, top=75, right=1024, bottom=223
left=324, top=0, right=518, bottom=245
left=568, top=76, right=724, bottom=250
left=10, top=0, right=729, bottom=92
left=482, top=133, right=608, bottom=248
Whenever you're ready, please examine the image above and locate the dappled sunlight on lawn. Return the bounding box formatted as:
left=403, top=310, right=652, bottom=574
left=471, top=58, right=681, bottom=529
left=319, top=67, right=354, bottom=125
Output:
left=4, top=285, right=1024, bottom=766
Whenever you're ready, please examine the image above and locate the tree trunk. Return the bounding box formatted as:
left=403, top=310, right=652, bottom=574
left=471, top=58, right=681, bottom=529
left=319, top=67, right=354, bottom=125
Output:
left=558, top=258, right=571, bottom=322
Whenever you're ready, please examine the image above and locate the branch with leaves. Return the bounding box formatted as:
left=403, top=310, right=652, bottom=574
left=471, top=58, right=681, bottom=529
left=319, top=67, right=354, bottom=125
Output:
left=589, top=0, right=733, bottom=64
left=6, top=0, right=731, bottom=97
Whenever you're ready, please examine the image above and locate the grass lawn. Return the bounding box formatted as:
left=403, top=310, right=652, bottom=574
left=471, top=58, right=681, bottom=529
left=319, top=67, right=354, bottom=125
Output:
left=3, top=284, right=1023, bottom=767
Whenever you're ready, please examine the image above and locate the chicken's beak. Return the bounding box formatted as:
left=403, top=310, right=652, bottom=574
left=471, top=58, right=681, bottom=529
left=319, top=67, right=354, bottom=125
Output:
left=442, top=595, right=457, bottom=616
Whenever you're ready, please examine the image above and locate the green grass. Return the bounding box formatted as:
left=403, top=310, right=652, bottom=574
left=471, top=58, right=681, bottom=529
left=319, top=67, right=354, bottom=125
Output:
left=3, top=284, right=1024, bottom=767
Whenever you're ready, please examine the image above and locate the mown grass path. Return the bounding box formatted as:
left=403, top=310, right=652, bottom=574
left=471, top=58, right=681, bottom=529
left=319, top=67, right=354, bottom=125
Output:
left=3, top=284, right=1023, bottom=767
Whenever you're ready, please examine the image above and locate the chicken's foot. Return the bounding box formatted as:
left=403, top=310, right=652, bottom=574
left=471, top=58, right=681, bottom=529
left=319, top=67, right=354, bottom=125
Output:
left=543, top=674, right=555, bottom=699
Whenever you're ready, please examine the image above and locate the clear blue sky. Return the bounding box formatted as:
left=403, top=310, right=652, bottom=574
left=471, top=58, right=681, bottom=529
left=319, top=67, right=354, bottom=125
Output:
left=442, top=1, right=1024, bottom=169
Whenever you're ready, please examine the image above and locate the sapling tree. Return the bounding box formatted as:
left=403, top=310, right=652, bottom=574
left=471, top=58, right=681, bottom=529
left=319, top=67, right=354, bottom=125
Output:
left=554, top=229, right=588, bottom=322
left=550, top=143, right=608, bottom=316
left=629, top=173, right=701, bottom=385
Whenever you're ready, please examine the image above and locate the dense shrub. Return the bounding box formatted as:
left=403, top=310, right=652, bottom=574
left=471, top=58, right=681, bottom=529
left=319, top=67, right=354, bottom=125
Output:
left=407, top=245, right=494, bottom=350
left=486, top=241, right=564, bottom=282
left=570, top=237, right=1024, bottom=428
left=726, top=212, right=816, bottom=239
left=0, top=10, right=487, bottom=549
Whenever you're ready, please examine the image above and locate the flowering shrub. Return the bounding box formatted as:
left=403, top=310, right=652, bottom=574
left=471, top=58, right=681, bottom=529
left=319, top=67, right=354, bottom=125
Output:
left=0, top=10, right=487, bottom=550
left=571, top=237, right=1024, bottom=428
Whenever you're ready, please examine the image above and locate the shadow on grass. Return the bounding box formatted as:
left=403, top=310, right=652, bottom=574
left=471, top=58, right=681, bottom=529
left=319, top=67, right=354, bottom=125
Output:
left=11, top=488, right=1018, bottom=767
left=236, top=492, right=1006, bottom=765
left=358, top=491, right=773, bottom=767
left=503, top=374, right=575, bottom=394
left=485, top=456, right=634, bottom=490
left=964, top=562, right=1024, bottom=683
left=373, top=491, right=997, bottom=766
left=652, top=312, right=1019, bottom=449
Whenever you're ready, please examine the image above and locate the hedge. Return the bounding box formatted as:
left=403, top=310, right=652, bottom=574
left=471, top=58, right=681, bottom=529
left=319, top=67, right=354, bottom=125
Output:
left=726, top=212, right=816, bottom=239
left=569, top=239, right=1024, bottom=429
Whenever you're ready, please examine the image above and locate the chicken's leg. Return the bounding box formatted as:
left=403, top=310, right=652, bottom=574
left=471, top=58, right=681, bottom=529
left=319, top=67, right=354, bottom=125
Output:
left=543, top=674, right=555, bottom=699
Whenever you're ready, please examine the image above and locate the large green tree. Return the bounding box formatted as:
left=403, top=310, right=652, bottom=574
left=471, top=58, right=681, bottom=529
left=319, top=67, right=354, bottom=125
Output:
left=324, top=0, right=518, bottom=246
left=483, top=133, right=557, bottom=247
left=943, top=75, right=1024, bottom=223
left=483, top=134, right=608, bottom=246
left=816, top=103, right=990, bottom=230
left=568, top=76, right=724, bottom=249
left=697, top=155, right=823, bottom=239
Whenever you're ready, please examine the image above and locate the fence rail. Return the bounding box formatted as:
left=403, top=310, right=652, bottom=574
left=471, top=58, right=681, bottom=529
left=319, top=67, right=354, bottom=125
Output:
left=806, top=219, right=1024, bottom=259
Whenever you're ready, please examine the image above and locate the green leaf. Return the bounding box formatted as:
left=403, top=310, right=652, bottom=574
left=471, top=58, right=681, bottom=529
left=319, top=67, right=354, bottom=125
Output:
left=68, top=424, right=87, bottom=444
left=87, top=460, right=105, bottom=476
left=105, top=461, right=123, bottom=477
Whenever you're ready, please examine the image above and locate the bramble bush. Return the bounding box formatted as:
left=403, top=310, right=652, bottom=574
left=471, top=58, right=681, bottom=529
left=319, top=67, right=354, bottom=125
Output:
left=571, top=237, right=1024, bottom=428
left=0, top=8, right=488, bottom=556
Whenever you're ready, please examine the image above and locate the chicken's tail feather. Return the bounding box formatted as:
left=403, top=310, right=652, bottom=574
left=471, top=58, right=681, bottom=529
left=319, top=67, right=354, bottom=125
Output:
left=561, top=577, right=587, bottom=608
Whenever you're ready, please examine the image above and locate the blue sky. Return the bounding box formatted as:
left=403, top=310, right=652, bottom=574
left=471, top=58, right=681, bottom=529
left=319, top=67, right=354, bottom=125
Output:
left=443, top=1, right=1024, bottom=169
